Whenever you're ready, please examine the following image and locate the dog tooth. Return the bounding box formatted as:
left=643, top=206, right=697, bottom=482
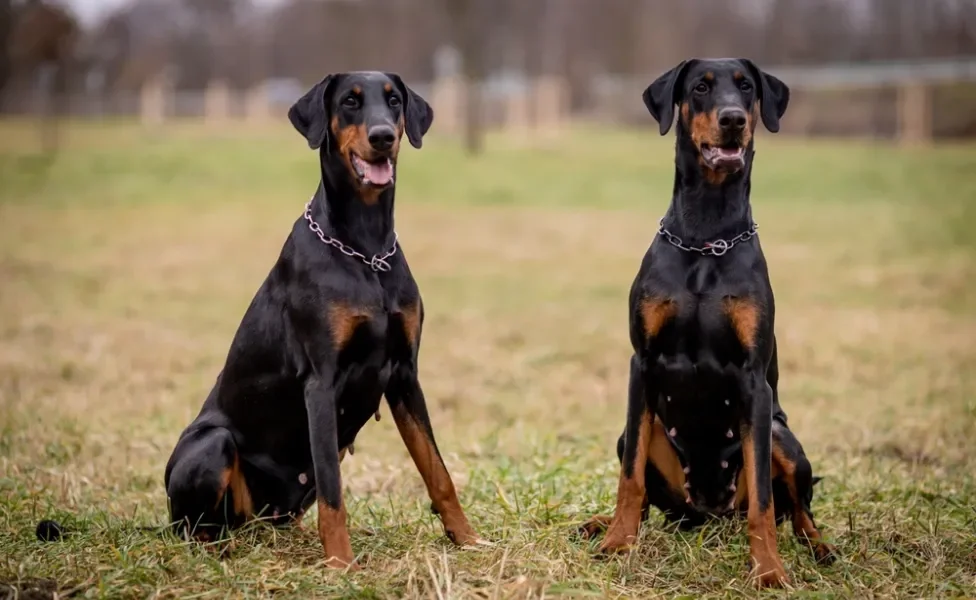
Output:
left=684, top=482, right=691, bottom=489
left=721, top=460, right=729, bottom=469
left=667, top=396, right=672, bottom=402
left=685, top=496, right=693, bottom=504
left=726, top=429, right=734, bottom=438
left=298, top=473, right=308, bottom=485
left=724, top=399, right=730, bottom=406
left=669, top=427, right=677, bottom=437
left=683, top=466, right=690, bottom=474
left=728, top=483, right=736, bottom=492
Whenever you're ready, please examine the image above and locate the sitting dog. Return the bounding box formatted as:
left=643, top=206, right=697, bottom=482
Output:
left=580, top=58, right=837, bottom=588
left=164, top=71, right=483, bottom=569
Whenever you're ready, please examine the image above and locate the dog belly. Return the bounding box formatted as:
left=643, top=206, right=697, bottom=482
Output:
left=650, top=353, right=745, bottom=515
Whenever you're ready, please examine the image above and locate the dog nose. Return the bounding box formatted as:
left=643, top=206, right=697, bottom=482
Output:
left=718, top=107, right=747, bottom=132
left=368, top=126, right=396, bottom=151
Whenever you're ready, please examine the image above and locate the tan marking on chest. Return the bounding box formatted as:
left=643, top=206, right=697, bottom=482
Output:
left=327, top=304, right=373, bottom=351
left=640, top=298, right=676, bottom=340
left=723, top=298, right=760, bottom=349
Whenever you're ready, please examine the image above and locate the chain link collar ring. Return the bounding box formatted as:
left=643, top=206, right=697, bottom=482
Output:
left=657, top=218, right=758, bottom=257
left=303, top=200, right=398, bottom=272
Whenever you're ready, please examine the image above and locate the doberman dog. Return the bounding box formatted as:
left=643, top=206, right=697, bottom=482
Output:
left=579, top=59, right=837, bottom=587
left=163, top=71, right=485, bottom=569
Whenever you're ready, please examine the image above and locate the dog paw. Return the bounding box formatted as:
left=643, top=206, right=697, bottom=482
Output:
left=578, top=515, right=613, bottom=539
left=444, top=523, right=482, bottom=547
left=596, top=537, right=635, bottom=555
left=325, top=555, right=361, bottom=571
left=751, top=559, right=789, bottom=589
left=595, top=528, right=637, bottom=555
left=813, top=541, right=839, bottom=565
left=460, top=537, right=495, bottom=550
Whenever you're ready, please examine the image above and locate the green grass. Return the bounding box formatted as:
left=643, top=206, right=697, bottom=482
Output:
left=1, top=119, right=975, bottom=599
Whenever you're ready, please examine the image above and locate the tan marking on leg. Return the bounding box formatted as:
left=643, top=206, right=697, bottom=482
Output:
left=723, top=298, right=760, bottom=349
left=399, top=302, right=422, bottom=348
left=648, top=416, right=686, bottom=492
left=772, top=445, right=838, bottom=564
left=598, top=409, right=653, bottom=553
left=391, top=404, right=479, bottom=546
left=639, top=298, right=676, bottom=340
left=733, top=468, right=749, bottom=509
left=582, top=416, right=684, bottom=540
left=317, top=498, right=358, bottom=570
left=327, top=304, right=371, bottom=351
left=743, top=431, right=788, bottom=588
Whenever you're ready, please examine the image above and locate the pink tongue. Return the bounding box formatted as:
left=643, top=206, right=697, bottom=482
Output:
left=364, top=160, right=393, bottom=185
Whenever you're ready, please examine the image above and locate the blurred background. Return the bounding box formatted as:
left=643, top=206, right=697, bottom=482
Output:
left=1, top=0, right=975, bottom=153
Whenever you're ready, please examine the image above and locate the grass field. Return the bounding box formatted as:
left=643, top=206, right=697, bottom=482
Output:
left=1, top=119, right=975, bottom=599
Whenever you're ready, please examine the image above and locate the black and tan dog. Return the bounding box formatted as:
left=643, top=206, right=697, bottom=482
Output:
left=580, top=59, right=837, bottom=587
left=163, top=72, right=484, bottom=569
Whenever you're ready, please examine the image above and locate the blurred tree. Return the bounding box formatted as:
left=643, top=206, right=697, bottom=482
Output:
left=8, top=0, right=78, bottom=152
left=0, top=0, right=10, bottom=102
left=444, top=0, right=488, bottom=155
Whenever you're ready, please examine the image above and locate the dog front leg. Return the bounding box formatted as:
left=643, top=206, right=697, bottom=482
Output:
left=594, top=354, right=656, bottom=554
left=740, top=370, right=788, bottom=588
left=304, top=374, right=357, bottom=570
left=386, top=364, right=482, bottom=546
left=771, top=420, right=838, bottom=565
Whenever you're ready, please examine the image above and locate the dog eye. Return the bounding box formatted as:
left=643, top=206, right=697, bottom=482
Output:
left=694, top=82, right=709, bottom=94
left=739, top=80, right=753, bottom=92
left=388, top=96, right=401, bottom=108
left=341, top=95, right=360, bottom=109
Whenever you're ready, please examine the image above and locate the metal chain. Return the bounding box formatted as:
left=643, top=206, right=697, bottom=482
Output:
left=657, top=218, right=758, bottom=257
left=303, top=200, right=399, bottom=272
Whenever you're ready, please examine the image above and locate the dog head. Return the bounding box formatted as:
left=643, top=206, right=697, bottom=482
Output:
left=289, top=71, right=433, bottom=200
left=643, top=58, right=789, bottom=184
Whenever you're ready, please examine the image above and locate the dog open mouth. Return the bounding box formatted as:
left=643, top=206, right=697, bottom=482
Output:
left=351, top=153, right=395, bottom=187
left=700, top=144, right=746, bottom=172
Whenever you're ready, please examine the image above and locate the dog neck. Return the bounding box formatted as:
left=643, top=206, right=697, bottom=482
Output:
left=662, top=129, right=756, bottom=246
left=311, top=151, right=397, bottom=257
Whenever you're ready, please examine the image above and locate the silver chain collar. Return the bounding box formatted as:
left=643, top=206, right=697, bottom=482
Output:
left=303, top=200, right=399, bottom=272
left=657, top=218, right=758, bottom=257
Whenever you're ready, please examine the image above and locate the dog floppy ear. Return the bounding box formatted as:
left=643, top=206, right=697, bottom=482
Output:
left=288, top=75, right=337, bottom=150
left=642, top=60, right=695, bottom=136
left=740, top=59, right=789, bottom=133
left=388, top=73, right=433, bottom=149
